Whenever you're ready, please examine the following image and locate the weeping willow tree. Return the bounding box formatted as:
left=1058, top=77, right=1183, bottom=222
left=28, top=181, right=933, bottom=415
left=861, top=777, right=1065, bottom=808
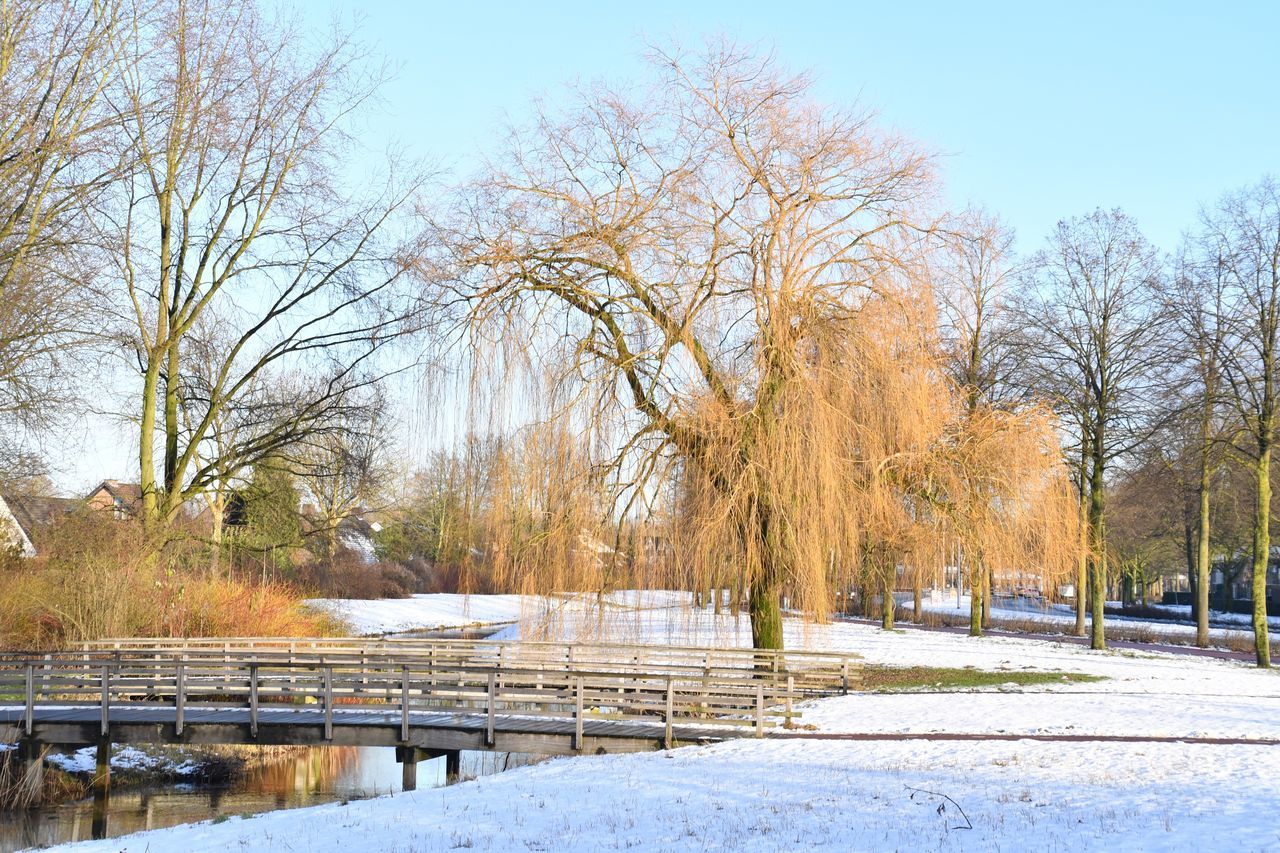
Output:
left=430, top=43, right=1079, bottom=648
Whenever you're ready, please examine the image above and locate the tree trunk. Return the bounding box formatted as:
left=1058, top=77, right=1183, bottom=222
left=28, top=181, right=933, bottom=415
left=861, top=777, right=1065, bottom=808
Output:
left=1088, top=434, right=1107, bottom=651
left=163, top=339, right=181, bottom=500
left=969, top=557, right=983, bottom=637
left=1252, top=442, right=1272, bottom=667
left=748, top=576, right=783, bottom=650
left=881, top=570, right=895, bottom=630
left=1196, top=463, right=1212, bottom=647
left=981, top=565, right=992, bottom=629
left=1075, top=444, right=1089, bottom=637
left=912, top=570, right=922, bottom=622
left=138, top=358, right=162, bottom=525
left=1185, top=522, right=1199, bottom=624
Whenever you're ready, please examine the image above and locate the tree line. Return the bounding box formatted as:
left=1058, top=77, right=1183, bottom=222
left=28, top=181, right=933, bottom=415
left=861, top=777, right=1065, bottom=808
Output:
left=2, top=1, right=1277, bottom=663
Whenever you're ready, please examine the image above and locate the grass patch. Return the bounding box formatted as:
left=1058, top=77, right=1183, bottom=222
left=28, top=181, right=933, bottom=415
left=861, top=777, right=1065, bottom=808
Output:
left=860, top=665, right=1106, bottom=692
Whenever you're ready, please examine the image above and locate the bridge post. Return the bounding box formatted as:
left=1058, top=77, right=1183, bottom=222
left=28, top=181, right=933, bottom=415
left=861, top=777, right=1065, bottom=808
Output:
left=91, top=736, right=111, bottom=840
left=444, top=750, right=460, bottom=783
left=485, top=672, right=496, bottom=747
left=572, top=677, right=583, bottom=751
left=24, top=664, right=34, bottom=735
left=18, top=738, right=44, bottom=800
left=396, top=746, right=418, bottom=792
left=663, top=679, right=674, bottom=749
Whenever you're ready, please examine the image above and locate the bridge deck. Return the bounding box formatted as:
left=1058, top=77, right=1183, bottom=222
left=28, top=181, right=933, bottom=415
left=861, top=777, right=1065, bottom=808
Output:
left=0, top=705, right=739, bottom=754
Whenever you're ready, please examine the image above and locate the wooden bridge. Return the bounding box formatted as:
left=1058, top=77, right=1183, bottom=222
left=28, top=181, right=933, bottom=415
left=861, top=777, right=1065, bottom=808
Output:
left=1, top=637, right=861, bottom=834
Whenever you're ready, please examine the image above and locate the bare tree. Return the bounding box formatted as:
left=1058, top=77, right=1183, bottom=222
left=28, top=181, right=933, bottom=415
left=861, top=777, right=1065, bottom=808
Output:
left=0, top=0, right=119, bottom=293
left=1205, top=177, right=1280, bottom=667
left=0, top=1, right=120, bottom=475
left=432, top=43, right=1077, bottom=649
left=291, top=389, right=393, bottom=558
left=934, top=208, right=1025, bottom=635
left=99, top=0, right=427, bottom=525
left=1167, top=239, right=1232, bottom=645
left=1020, top=209, right=1167, bottom=650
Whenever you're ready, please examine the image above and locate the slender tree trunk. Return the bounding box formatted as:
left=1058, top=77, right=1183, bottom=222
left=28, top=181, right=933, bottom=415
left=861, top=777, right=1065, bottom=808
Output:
left=1075, top=444, right=1089, bottom=637
left=969, top=556, right=983, bottom=637
left=880, top=570, right=894, bottom=630
left=1088, top=434, right=1107, bottom=650
left=1252, top=440, right=1272, bottom=667
left=1185, top=521, right=1199, bottom=623
left=138, top=358, right=162, bottom=524
left=981, top=565, right=992, bottom=629
left=1196, top=462, right=1212, bottom=647
left=912, top=565, right=922, bottom=622
left=163, top=340, right=181, bottom=501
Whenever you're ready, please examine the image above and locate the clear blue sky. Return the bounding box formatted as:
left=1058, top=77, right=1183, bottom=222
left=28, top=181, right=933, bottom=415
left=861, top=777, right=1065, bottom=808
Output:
left=319, top=0, right=1278, bottom=254
left=50, top=0, right=1280, bottom=492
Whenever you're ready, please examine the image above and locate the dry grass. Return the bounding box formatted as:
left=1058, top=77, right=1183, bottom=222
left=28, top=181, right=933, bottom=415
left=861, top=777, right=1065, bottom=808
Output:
left=0, top=728, right=88, bottom=811
left=0, top=514, right=345, bottom=649
left=860, top=665, right=1105, bottom=692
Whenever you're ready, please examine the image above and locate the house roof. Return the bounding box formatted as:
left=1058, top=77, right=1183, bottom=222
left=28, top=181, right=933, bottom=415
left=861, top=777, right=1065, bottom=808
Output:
left=92, top=480, right=143, bottom=507
left=0, top=492, right=79, bottom=554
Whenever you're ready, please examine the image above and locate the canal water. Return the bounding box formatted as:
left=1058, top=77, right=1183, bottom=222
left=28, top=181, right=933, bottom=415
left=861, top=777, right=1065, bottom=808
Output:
left=0, top=741, right=538, bottom=849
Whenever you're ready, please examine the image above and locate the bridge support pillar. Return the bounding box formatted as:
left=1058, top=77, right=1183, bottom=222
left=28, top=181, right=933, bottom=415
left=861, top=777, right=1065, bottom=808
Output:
left=91, top=736, right=111, bottom=840
left=396, top=747, right=417, bottom=788
left=18, top=738, right=44, bottom=800
left=395, top=746, right=443, bottom=792
left=395, top=747, right=462, bottom=791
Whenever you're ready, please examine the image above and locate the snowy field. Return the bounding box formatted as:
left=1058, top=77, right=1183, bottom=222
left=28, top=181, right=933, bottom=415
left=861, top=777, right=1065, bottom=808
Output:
left=307, top=590, right=692, bottom=635
left=46, top=595, right=1280, bottom=853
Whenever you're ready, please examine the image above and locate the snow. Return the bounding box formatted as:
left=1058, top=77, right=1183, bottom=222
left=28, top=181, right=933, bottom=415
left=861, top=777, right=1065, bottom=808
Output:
left=43, top=739, right=1280, bottom=853
left=45, top=745, right=199, bottom=777
left=37, top=595, right=1280, bottom=852
left=307, top=593, right=536, bottom=635
left=307, top=590, right=692, bottom=636
left=919, top=594, right=1280, bottom=646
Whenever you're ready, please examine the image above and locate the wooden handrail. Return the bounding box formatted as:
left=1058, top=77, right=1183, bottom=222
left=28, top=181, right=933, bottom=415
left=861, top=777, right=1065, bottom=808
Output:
left=0, top=645, right=825, bottom=738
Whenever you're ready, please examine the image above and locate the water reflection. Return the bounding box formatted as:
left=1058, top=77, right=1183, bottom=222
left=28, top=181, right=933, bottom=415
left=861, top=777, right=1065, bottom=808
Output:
left=0, top=747, right=535, bottom=850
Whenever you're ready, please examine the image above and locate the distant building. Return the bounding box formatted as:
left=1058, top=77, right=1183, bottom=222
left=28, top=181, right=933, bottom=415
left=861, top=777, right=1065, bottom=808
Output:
left=85, top=480, right=144, bottom=519
left=0, top=492, right=79, bottom=557
left=337, top=515, right=381, bottom=565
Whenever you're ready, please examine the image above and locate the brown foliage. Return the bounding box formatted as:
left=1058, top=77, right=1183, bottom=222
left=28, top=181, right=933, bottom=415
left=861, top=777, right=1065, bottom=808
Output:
left=0, top=513, right=340, bottom=648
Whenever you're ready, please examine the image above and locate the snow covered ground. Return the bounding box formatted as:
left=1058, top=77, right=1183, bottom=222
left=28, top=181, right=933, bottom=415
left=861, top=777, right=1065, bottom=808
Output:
left=919, top=593, right=1280, bottom=646
left=307, top=589, right=692, bottom=635
left=44, top=745, right=201, bottom=778
left=44, top=595, right=1280, bottom=852
left=306, top=593, right=536, bottom=635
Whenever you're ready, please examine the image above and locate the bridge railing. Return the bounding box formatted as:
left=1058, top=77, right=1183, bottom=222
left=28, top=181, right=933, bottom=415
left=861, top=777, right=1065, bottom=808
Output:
left=0, top=644, right=850, bottom=746
left=76, top=637, right=863, bottom=695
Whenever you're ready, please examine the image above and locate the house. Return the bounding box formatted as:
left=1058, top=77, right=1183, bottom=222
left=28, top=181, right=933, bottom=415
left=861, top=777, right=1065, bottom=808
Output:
left=0, top=493, right=34, bottom=556
left=85, top=480, right=143, bottom=519
left=0, top=492, right=79, bottom=557
left=337, top=514, right=381, bottom=565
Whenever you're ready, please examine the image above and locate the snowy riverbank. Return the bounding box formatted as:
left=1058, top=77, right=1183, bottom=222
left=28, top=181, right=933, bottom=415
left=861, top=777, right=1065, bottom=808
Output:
left=43, top=594, right=1280, bottom=852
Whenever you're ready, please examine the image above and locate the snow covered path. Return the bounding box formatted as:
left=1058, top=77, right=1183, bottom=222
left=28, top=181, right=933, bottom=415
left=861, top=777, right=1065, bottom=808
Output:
left=45, top=598, right=1280, bottom=853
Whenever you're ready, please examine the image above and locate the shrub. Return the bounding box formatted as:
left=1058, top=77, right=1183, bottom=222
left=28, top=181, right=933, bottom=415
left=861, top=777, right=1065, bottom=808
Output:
left=0, top=512, right=344, bottom=647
